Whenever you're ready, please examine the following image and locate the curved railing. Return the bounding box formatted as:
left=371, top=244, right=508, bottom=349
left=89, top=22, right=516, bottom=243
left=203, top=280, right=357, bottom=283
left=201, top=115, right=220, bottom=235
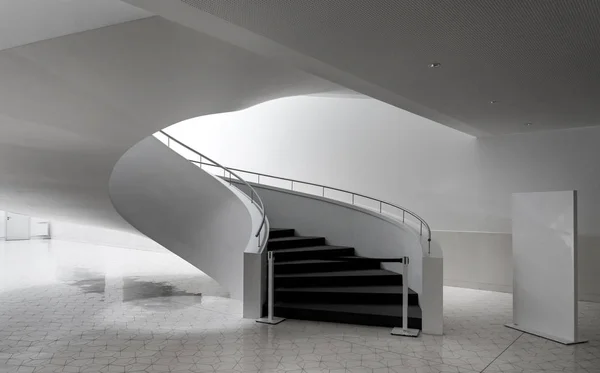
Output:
left=158, top=132, right=432, bottom=255
left=157, top=131, right=269, bottom=249
left=201, top=163, right=432, bottom=255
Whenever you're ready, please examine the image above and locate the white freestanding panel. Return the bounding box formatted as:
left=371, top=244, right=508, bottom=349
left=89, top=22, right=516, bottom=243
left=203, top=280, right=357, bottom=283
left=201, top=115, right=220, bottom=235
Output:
left=5, top=212, right=31, bottom=241
left=507, top=191, right=585, bottom=345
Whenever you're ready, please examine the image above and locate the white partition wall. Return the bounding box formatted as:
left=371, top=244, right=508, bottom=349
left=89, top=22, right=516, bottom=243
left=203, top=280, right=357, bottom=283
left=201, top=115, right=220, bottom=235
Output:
left=507, top=191, right=585, bottom=344
left=5, top=212, right=31, bottom=241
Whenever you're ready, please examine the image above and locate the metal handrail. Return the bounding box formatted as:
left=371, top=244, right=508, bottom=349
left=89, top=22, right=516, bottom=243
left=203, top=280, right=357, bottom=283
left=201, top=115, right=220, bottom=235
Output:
left=158, top=131, right=268, bottom=248
left=190, top=160, right=432, bottom=255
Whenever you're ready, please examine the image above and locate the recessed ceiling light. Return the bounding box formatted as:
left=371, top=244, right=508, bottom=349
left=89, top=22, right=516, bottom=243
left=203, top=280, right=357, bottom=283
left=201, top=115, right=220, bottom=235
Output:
left=524, top=122, right=533, bottom=126
left=429, top=62, right=441, bottom=68
left=489, top=100, right=499, bottom=104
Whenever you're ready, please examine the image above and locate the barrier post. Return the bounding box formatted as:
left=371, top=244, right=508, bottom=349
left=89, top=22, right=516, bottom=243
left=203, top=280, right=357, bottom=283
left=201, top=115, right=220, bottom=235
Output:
left=257, top=251, right=286, bottom=325
left=391, top=256, right=420, bottom=337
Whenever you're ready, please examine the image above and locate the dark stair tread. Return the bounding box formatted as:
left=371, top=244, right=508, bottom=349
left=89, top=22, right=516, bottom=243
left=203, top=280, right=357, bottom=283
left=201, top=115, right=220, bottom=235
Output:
left=337, top=256, right=404, bottom=263
left=269, top=228, right=295, bottom=238
left=274, top=257, right=381, bottom=274
left=272, top=245, right=352, bottom=254
left=276, top=285, right=416, bottom=295
left=268, top=236, right=327, bottom=250
left=269, top=236, right=325, bottom=243
left=266, top=225, right=422, bottom=329
left=275, top=302, right=422, bottom=318
left=275, top=258, right=362, bottom=265
left=275, top=269, right=400, bottom=278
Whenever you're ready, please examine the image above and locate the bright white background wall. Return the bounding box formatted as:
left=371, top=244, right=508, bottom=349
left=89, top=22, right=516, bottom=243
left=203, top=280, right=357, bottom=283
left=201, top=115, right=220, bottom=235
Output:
left=166, top=96, right=600, bottom=301
left=0, top=211, right=5, bottom=238
left=50, top=220, right=166, bottom=252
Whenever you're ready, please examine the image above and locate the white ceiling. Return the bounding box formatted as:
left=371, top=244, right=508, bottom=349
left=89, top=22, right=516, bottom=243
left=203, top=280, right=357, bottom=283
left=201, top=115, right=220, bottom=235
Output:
left=0, top=0, right=152, bottom=51
left=0, top=17, right=339, bottom=228
left=125, top=0, right=600, bottom=136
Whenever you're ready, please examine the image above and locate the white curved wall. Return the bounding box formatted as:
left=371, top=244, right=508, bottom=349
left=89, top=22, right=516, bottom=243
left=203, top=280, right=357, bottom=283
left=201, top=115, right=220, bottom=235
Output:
left=167, top=95, right=600, bottom=301
left=109, top=137, right=252, bottom=299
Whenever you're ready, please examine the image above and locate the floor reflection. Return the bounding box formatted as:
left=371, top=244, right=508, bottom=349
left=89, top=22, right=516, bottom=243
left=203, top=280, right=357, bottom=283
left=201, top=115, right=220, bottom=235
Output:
left=121, top=277, right=202, bottom=303
left=66, top=268, right=106, bottom=295
left=1, top=239, right=599, bottom=373
left=65, top=267, right=203, bottom=309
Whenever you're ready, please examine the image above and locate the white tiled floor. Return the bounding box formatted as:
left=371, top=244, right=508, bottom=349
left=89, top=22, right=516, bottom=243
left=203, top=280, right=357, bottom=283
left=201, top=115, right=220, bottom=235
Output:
left=1, top=240, right=599, bottom=373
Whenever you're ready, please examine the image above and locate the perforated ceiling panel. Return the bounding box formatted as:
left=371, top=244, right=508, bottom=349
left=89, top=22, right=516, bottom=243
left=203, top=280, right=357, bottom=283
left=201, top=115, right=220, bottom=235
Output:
left=179, top=0, right=600, bottom=135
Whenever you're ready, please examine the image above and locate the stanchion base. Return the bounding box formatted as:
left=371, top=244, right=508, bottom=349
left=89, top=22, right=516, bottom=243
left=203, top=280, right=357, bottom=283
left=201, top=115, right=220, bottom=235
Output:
left=391, top=327, right=420, bottom=337
left=505, top=323, right=588, bottom=345
left=256, top=317, right=286, bottom=325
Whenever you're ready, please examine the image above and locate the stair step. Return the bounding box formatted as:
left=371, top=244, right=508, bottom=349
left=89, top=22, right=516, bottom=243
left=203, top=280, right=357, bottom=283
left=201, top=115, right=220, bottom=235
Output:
left=269, top=228, right=295, bottom=239
left=268, top=236, right=326, bottom=250
left=275, top=285, right=418, bottom=305
left=271, top=245, right=354, bottom=261
left=275, top=269, right=403, bottom=287
left=336, top=256, right=405, bottom=263
left=275, top=258, right=381, bottom=274
left=274, top=302, right=422, bottom=329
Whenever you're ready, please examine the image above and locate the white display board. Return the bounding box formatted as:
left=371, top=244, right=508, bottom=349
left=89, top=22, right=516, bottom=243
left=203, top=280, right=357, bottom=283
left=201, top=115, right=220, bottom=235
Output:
left=6, top=212, right=31, bottom=241
left=507, top=191, right=585, bottom=345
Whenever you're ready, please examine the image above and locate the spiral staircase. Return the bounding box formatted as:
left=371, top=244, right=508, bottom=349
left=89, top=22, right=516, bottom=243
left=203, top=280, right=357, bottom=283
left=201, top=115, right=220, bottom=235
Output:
left=113, top=131, right=436, bottom=332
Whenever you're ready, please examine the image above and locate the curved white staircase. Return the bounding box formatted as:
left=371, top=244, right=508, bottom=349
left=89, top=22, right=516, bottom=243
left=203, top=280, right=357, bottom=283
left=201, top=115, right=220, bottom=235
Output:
left=109, top=132, right=443, bottom=334
left=109, top=136, right=258, bottom=300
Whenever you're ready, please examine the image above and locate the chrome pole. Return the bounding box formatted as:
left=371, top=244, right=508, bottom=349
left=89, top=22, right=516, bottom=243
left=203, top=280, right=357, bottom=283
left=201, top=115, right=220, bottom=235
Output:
left=391, top=256, right=420, bottom=337
left=267, top=252, right=274, bottom=321
left=402, top=257, right=409, bottom=329
left=257, top=251, right=285, bottom=325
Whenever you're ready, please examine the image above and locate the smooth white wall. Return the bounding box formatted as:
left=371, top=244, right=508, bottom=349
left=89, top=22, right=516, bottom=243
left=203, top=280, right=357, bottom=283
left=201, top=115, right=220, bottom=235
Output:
left=0, top=211, right=5, bottom=238
left=50, top=220, right=166, bottom=252
left=166, top=96, right=600, bottom=301
left=167, top=97, right=479, bottom=231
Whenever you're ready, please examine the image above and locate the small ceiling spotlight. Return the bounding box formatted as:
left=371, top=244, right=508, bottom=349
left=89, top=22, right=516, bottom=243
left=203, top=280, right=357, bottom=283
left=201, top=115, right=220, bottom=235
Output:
left=524, top=122, right=533, bottom=126
left=429, top=62, right=441, bottom=68
left=489, top=100, right=499, bottom=104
